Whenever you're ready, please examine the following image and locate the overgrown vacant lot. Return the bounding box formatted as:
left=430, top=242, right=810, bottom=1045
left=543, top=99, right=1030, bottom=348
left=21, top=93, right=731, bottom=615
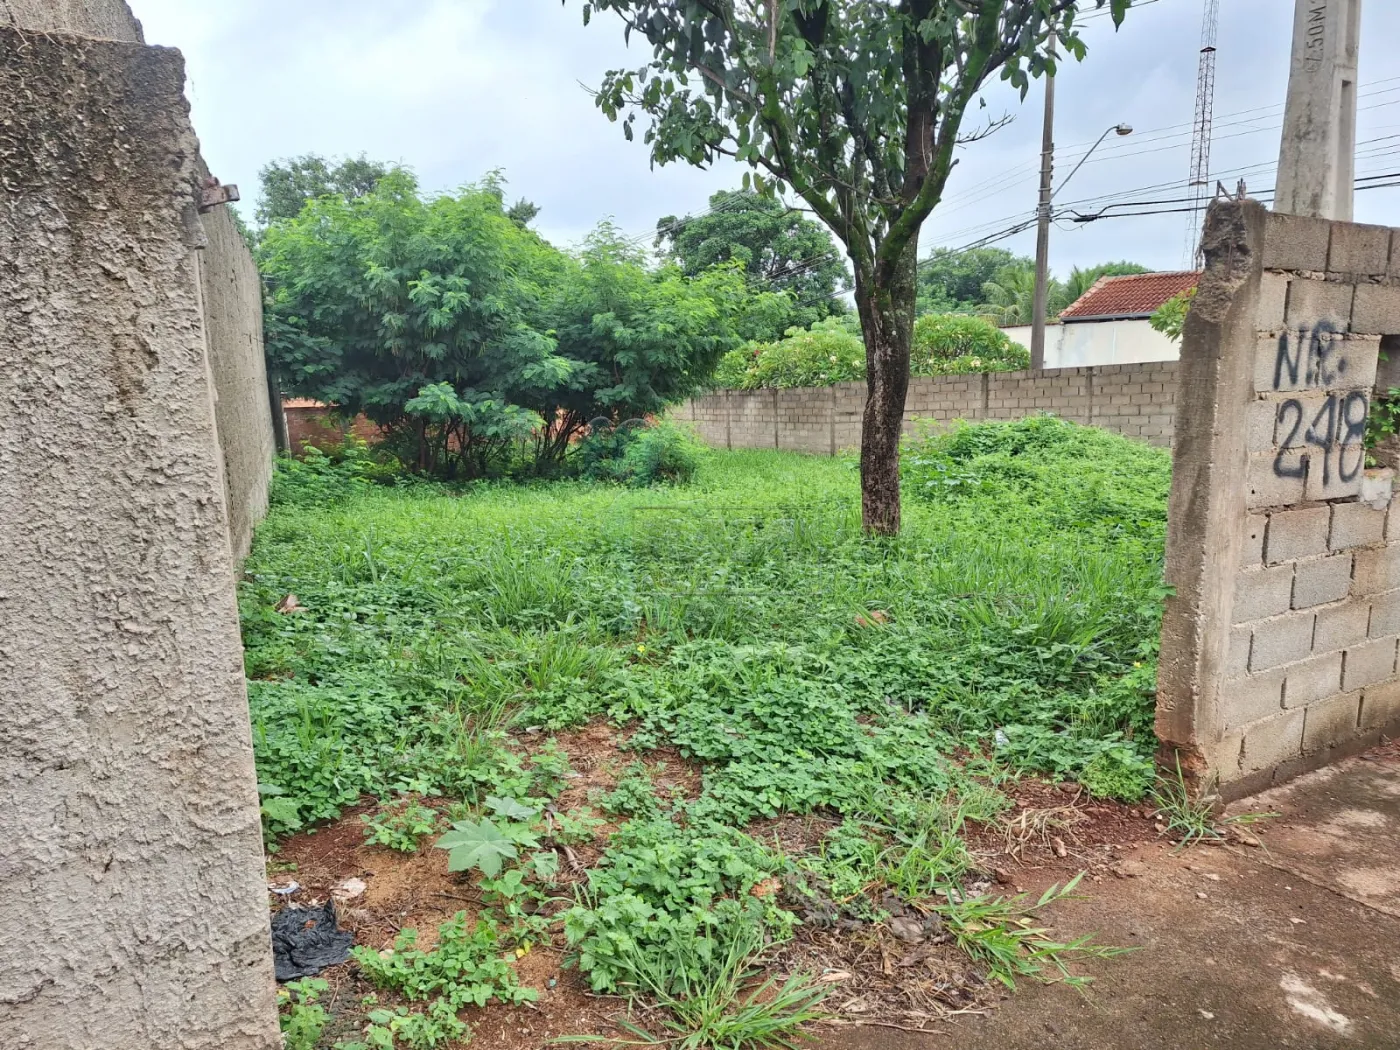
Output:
left=247, top=417, right=1173, bottom=1048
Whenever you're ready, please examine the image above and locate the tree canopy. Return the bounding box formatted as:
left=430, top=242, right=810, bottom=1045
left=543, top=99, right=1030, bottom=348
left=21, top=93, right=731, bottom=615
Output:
left=260, top=174, right=747, bottom=476
left=256, top=154, right=400, bottom=226
left=917, top=247, right=1026, bottom=315
left=656, top=188, right=850, bottom=336
left=917, top=249, right=1148, bottom=322
left=573, top=0, right=1129, bottom=533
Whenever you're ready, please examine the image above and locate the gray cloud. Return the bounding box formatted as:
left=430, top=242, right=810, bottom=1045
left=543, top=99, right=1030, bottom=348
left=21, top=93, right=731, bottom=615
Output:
left=131, top=0, right=1400, bottom=275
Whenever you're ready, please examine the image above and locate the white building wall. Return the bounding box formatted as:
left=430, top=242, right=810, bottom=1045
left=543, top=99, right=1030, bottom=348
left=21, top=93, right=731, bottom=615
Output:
left=1001, top=319, right=1180, bottom=368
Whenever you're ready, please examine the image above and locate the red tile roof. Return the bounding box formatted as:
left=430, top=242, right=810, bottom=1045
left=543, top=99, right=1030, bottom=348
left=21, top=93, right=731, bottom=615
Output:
left=1059, top=270, right=1201, bottom=321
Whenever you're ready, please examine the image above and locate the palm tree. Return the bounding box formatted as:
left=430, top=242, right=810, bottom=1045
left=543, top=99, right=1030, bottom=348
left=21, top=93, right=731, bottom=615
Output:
left=977, top=265, right=1061, bottom=326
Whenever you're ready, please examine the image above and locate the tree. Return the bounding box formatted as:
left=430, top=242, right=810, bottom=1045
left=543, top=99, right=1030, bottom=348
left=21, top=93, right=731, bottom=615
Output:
left=259, top=172, right=572, bottom=476
left=539, top=225, right=748, bottom=464
left=1149, top=287, right=1195, bottom=344
left=656, top=188, right=850, bottom=336
left=916, top=246, right=1026, bottom=314
left=507, top=199, right=542, bottom=228
left=573, top=0, right=1129, bottom=534
left=976, top=261, right=1049, bottom=326
left=256, top=154, right=399, bottom=226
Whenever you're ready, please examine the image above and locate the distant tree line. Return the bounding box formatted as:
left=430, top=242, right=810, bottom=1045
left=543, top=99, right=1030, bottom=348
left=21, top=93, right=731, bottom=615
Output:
left=916, top=247, right=1148, bottom=325
left=251, top=152, right=1148, bottom=480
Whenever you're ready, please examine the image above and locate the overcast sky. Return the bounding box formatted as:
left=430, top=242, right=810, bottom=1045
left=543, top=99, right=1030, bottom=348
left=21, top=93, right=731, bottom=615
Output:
left=129, top=0, right=1400, bottom=278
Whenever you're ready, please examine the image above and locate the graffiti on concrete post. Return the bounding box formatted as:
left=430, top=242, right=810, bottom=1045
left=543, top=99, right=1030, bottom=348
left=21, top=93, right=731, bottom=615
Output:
left=1271, top=320, right=1367, bottom=484
left=1273, top=319, right=1347, bottom=389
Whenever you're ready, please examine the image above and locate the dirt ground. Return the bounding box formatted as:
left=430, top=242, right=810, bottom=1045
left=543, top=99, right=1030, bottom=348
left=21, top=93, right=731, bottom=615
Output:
left=270, top=722, right=1163, bottom=1049
left=826, top=740, right=1400, bottom=1050
left=271, top=730, right=1400, bottom=1050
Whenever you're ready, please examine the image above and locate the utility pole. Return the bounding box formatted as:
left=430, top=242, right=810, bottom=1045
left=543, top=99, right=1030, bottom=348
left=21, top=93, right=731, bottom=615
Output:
left=1274, top=0, right=1362, bottom=219
left=1030, top=37, right=1056, bottom=372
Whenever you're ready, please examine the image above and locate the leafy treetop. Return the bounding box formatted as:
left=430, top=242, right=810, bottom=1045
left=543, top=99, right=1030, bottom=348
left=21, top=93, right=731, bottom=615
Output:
left=581, top=0, right=1127, bottom=292
left=256, top=154, right=399, bottom=226
left=656, top=188, right=850, bottom=326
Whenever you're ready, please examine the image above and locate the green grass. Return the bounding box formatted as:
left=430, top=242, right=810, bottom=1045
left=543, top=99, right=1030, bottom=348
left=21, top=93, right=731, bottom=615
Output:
left=247, top=416, right=1171, bottom=1044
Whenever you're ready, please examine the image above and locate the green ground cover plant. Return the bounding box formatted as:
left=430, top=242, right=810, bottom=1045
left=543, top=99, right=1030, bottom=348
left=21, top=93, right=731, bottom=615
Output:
left=249, top=416, right=1169, bottom=1045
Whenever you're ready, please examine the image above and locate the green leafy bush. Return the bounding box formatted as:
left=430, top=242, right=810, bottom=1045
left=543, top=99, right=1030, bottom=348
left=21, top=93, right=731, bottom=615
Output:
left=714, top=316, right=865, bottom=389
left=576, top=420, right=702, bottom=486
left=563, top=815, right=795, bottom=995
left=911, top=313, right=1028, bottom=374
left=713, top=312, right=1025, bottom=391
left=596, top=761, right=663, bottom=819
left=362, top=798, right=441, bottom=853
left=270, top=445, right=377, bottom=509
left=277, top=978, right=329, bottom=1050
left=1149, top=287, right=1196, bottom=343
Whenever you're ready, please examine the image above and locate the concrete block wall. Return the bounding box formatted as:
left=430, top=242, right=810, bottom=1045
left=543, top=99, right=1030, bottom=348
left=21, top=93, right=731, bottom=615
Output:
left=775, top=387, right=835, bottom=454
left=677, top=362, right=1181, bottom=454
left=1091, top=363, right=1179, bottom=445
left=1158, top=200, right=1400, bottom=800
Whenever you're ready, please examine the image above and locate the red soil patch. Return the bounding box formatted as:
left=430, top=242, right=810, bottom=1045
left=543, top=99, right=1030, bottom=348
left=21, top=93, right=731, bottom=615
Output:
left=267, top=728, right=1167, bottom=1045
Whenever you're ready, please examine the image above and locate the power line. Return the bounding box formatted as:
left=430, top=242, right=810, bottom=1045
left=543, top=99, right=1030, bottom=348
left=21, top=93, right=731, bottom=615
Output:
left=927, top=128, right=1400, bottom=249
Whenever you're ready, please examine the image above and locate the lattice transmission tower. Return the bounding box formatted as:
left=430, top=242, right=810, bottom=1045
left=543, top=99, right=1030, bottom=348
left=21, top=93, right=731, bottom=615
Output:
left=1185, top=0, right=1221, bottom=265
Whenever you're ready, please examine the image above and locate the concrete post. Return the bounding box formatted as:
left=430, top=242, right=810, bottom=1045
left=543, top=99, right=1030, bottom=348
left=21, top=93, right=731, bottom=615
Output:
left=1274, top=0, right=1362, bottom=221
left=1156, top=200, right=1267, bottom=783
left=0, top=27, right=279, bottom=1049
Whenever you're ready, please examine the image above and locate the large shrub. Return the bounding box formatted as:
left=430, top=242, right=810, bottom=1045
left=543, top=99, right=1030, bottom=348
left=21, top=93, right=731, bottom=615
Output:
left=262, top=178, right=752, bottom=478
left=260, top=172, right=569, bottom=477
left=538, top=228, right=747, bottom=466
left=911, top=314, right=1028, bottom=374
left=574, top=420, right=703, bottom=486
left=714, top=313, right=1026, bottom=390
left=713, top=316, right=865, bottom=390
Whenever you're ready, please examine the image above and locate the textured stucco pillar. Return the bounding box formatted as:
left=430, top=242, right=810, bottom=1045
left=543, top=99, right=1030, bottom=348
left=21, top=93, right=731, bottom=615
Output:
left=0, top=27, right=279, bottom=1050
left=1274, top=0, right=1362, bottom=221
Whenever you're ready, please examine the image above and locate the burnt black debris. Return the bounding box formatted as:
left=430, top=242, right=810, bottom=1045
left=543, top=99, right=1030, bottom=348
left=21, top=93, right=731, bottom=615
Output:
left=271, top=901, right=354, bottom=981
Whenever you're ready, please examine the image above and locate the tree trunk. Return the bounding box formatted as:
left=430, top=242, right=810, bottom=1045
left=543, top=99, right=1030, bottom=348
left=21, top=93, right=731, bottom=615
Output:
left=855, top=240, right=918, bottom=535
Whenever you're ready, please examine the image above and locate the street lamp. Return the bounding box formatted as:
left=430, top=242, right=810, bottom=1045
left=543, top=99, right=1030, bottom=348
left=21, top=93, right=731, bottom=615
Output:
left=1030, top=122, right=1134, bottom=370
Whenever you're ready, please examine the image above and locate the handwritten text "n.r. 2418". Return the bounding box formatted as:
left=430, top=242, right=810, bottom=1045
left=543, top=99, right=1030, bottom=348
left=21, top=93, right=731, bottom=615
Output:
left=1272, top=390, right=1368, bottom=485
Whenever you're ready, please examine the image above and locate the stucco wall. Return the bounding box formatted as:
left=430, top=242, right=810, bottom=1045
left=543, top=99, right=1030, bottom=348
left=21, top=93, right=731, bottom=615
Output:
left=1001, top=318, right=1180, bottom=368
left=199, top=197, right=275, bottom=562
left=0, top=0, right=142, bottom=39
left=0, top=28, right=278, bottom=1049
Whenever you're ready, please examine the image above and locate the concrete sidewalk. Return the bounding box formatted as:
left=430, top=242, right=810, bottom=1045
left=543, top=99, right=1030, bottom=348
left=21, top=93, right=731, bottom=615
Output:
left=826, top=745, right=1400, bottom=1050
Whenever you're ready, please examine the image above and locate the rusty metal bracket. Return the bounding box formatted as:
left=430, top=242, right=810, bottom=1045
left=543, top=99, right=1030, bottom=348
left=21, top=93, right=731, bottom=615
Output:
left=199, top=176, right=241, bottom=212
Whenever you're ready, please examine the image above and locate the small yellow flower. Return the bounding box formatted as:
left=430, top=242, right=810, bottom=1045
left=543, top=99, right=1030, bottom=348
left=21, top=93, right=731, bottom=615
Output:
left=1133, top=661, right=1142, bottom=668
left=637, top=644, right=647, bottom=654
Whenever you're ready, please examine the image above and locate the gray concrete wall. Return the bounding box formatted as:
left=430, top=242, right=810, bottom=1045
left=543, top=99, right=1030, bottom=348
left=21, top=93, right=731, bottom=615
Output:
left=0, top=0, right=143, bottom=39
left=673, top=362, right=1181, bottom=452
left=4, top=0, right=274, bottom=561
left=198, top=195, right=275, bottom=562
left=0, top=26, right=278, bottom=1049
left=1157, top=200, right=1400, bottom=800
